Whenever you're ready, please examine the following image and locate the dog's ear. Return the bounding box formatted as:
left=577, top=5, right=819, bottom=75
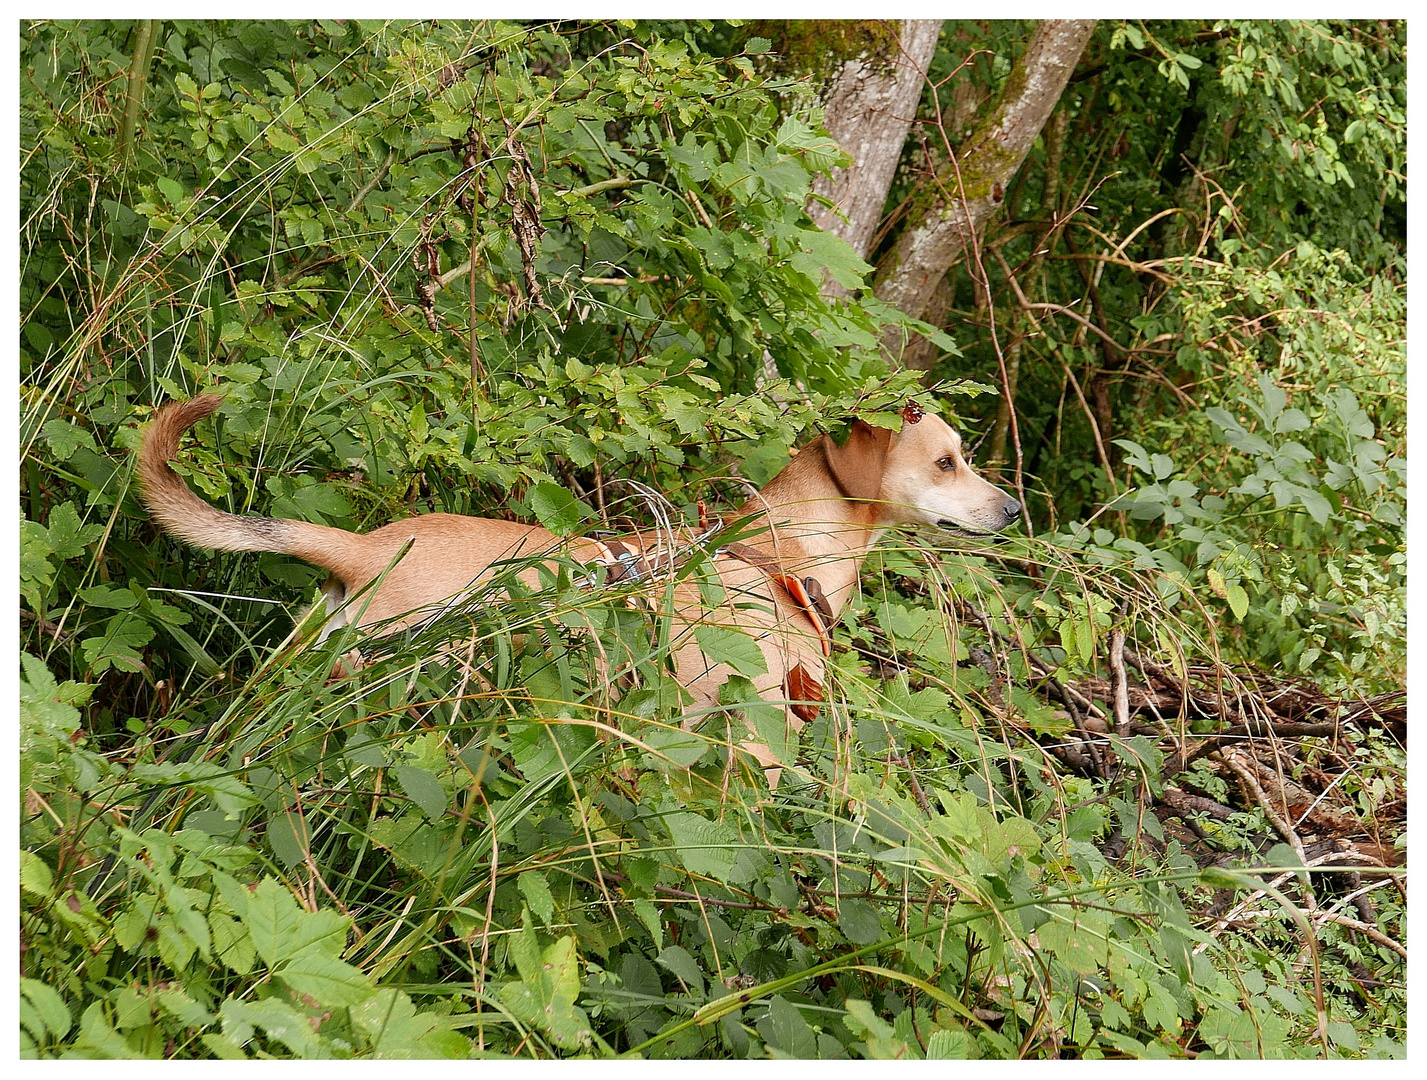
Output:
left=822, top=420, right=893, bottom=502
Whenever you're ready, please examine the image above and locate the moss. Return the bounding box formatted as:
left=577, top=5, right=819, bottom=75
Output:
left=925, top=57, right=1032, bottom=206
left=744, top=20, right=904, bottom=81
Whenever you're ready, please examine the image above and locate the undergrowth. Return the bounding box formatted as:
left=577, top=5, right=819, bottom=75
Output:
left=20, top=19, right=1404, bottom=1060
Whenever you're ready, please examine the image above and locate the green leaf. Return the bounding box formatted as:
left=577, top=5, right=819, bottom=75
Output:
left=656, top=943, right=707, bottom=996
left=925, top=1027, right=974, bottom=1058
left=244, top=878, right=349, bottom=969
left=45, top=501, right=103, bottom=559
left=41, top=418, right=97, bottom=461
left=279, top=951, right=373, bottom=1007
left=210, top=911, right=256, bottom=975
left=632, top=897, right=664, bottom=951
left=518, top=870, right=556, bottom=925
left=80, top=613, right=155, bottom=674
left=1295, top=485, right=1332, bottom=525
left=1344, top=119, right=1366, bottom=143
left=220, top=997, right=320, bottom=1058
left=20, top=851, right=54, bottom=897
left=20, top=978, right=73, bottom=1043
left=265, top=811, right=308, bottom=868
left=837, top=898, right=884, bottom=945
left=498, top=935, right=593, bottom=1050
left=130, top=761, right=256, bottom=818
left=758, top=995, right=817, bottom=1059
left=1225, top=583, right=1250, bottom=620
left=344, top=723, right=387, bottom=768
left=664, top=811, right=742, bottom=883
left=156, top=176, right=185, bottom=205
left=352, top=989, right=442, bottom=1058
left=528, top=481, right=590, bottom=536
left=391, top=765, right=447, bottom=819
left=639, top=723, right=709, bottom=769
left=693, top=622, right=768, bottom=678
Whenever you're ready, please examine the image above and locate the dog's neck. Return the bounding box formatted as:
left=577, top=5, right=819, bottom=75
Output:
left=733, top=443, right=882, bottom=618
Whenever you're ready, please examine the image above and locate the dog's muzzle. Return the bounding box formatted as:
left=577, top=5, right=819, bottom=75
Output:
left=937, top=497, right=1021, bottom=535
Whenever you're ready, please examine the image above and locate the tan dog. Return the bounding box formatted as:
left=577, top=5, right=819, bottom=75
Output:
left=139, top=395, right=1019, bottom=775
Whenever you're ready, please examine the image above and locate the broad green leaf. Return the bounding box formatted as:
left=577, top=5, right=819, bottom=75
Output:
left=1225, top=583, right=1250, bottom=620
left=20, top=851, right=54, bottom=897
left=693, top=622, right=768, bottom=678
left=758, top=995, right=817, bottom=1058
left=391, top=765, right=447, bottom=820
left=243, top=878, right=349, bottom=969
left=528, top=482, right=589, bottom=536
left=837, top=898, right=883, bottom=945
left=498, top=935, right=593, bottom=1050
left=664, top=811, right=741, bottom=883
left=352, top=990, right=441, bottom=1058
left=279, top=950, right=373, bottom=1007
left=20, top=978, right=72, bottom=1042
left=655, top=943, right=706, bottom=997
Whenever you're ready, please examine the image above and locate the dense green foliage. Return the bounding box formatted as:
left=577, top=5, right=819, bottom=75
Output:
left=21, top=20, right=1403, bottom=1059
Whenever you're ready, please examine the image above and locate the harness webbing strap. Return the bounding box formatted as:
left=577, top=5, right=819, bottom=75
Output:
left=720, top=540, right=838, bottom=723
left=720, top=541, right=836, bottom=658
left=586, top=532, right=835, bottom=723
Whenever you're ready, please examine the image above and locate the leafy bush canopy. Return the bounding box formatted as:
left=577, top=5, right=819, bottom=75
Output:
left=21, top=19, right=1403, bottom=1060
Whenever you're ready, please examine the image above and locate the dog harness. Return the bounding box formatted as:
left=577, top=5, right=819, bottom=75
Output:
left=584, top=533, right=836, bottom=723
left=719, top=540, right=835, bottom=723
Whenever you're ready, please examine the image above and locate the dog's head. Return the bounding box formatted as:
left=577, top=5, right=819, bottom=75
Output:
left=823, top=413, right=1021, bottom=534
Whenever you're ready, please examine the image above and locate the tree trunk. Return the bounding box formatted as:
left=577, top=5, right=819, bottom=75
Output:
left=872, top=20, right=1097, bottom=350
left=806, top=20, right=942, bottom=296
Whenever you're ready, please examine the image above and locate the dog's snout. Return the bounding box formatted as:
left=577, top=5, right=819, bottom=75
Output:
left=1002, top=498, right=1021, bottom=521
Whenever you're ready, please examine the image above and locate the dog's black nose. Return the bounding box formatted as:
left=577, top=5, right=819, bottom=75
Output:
left=1002, top=498, right=1021, bottom=520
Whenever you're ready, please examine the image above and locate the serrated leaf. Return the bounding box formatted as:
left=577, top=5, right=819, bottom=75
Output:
left=664, top=811, right=741, bottom=883
left=528, top=481, right=589, bottom=536
left=1225, top=583, right=1249, bottom=620
left=837, top=898, right=884, bottom=945
left=518, top=870, right=555, bottom=925
left=244, top=878, right=349, bottom=968
left=656, top=943, right=706, bottom=996
left=20, top=851, right=54, bottom=897
left=758, top=995, right=817, bottom=1058
left=693, top=622, right=768, bottom=678
left=631, top=897, right=663, bottom=951
left=391, top=765, right=447, bottom=820
left=639, top=724, right=709, bottom=769
left=279, top=950, right=373, bottom=1007
left=41, top=418, right=97, bottom=461
left=352, top=989, right=441, bottom=1058
left=1206, top=567, right=1227, bottom=599
left=45, top=502, right=103, bottom=560
left=20, top=978, right=72, bottom=1042
left=498, top=935, right=593, bottom=1049
left=1295, top=485, right=1332, bottom=525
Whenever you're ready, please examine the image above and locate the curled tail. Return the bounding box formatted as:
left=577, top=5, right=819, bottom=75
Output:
left=137, top=395, right=357, bottom=570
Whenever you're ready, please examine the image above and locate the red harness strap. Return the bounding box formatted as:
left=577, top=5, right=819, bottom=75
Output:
left=720, top=541, right=836, bottom=722
left=587, top=535, right=835, bottom=723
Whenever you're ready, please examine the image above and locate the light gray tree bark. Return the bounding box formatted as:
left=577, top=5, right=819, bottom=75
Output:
left=807, top=19, right=943, bottom=297
left=871, top=20, right=1097, bottom=350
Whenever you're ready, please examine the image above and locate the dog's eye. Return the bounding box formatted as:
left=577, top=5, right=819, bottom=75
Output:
left=937, top=456, right=956, bottom=472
